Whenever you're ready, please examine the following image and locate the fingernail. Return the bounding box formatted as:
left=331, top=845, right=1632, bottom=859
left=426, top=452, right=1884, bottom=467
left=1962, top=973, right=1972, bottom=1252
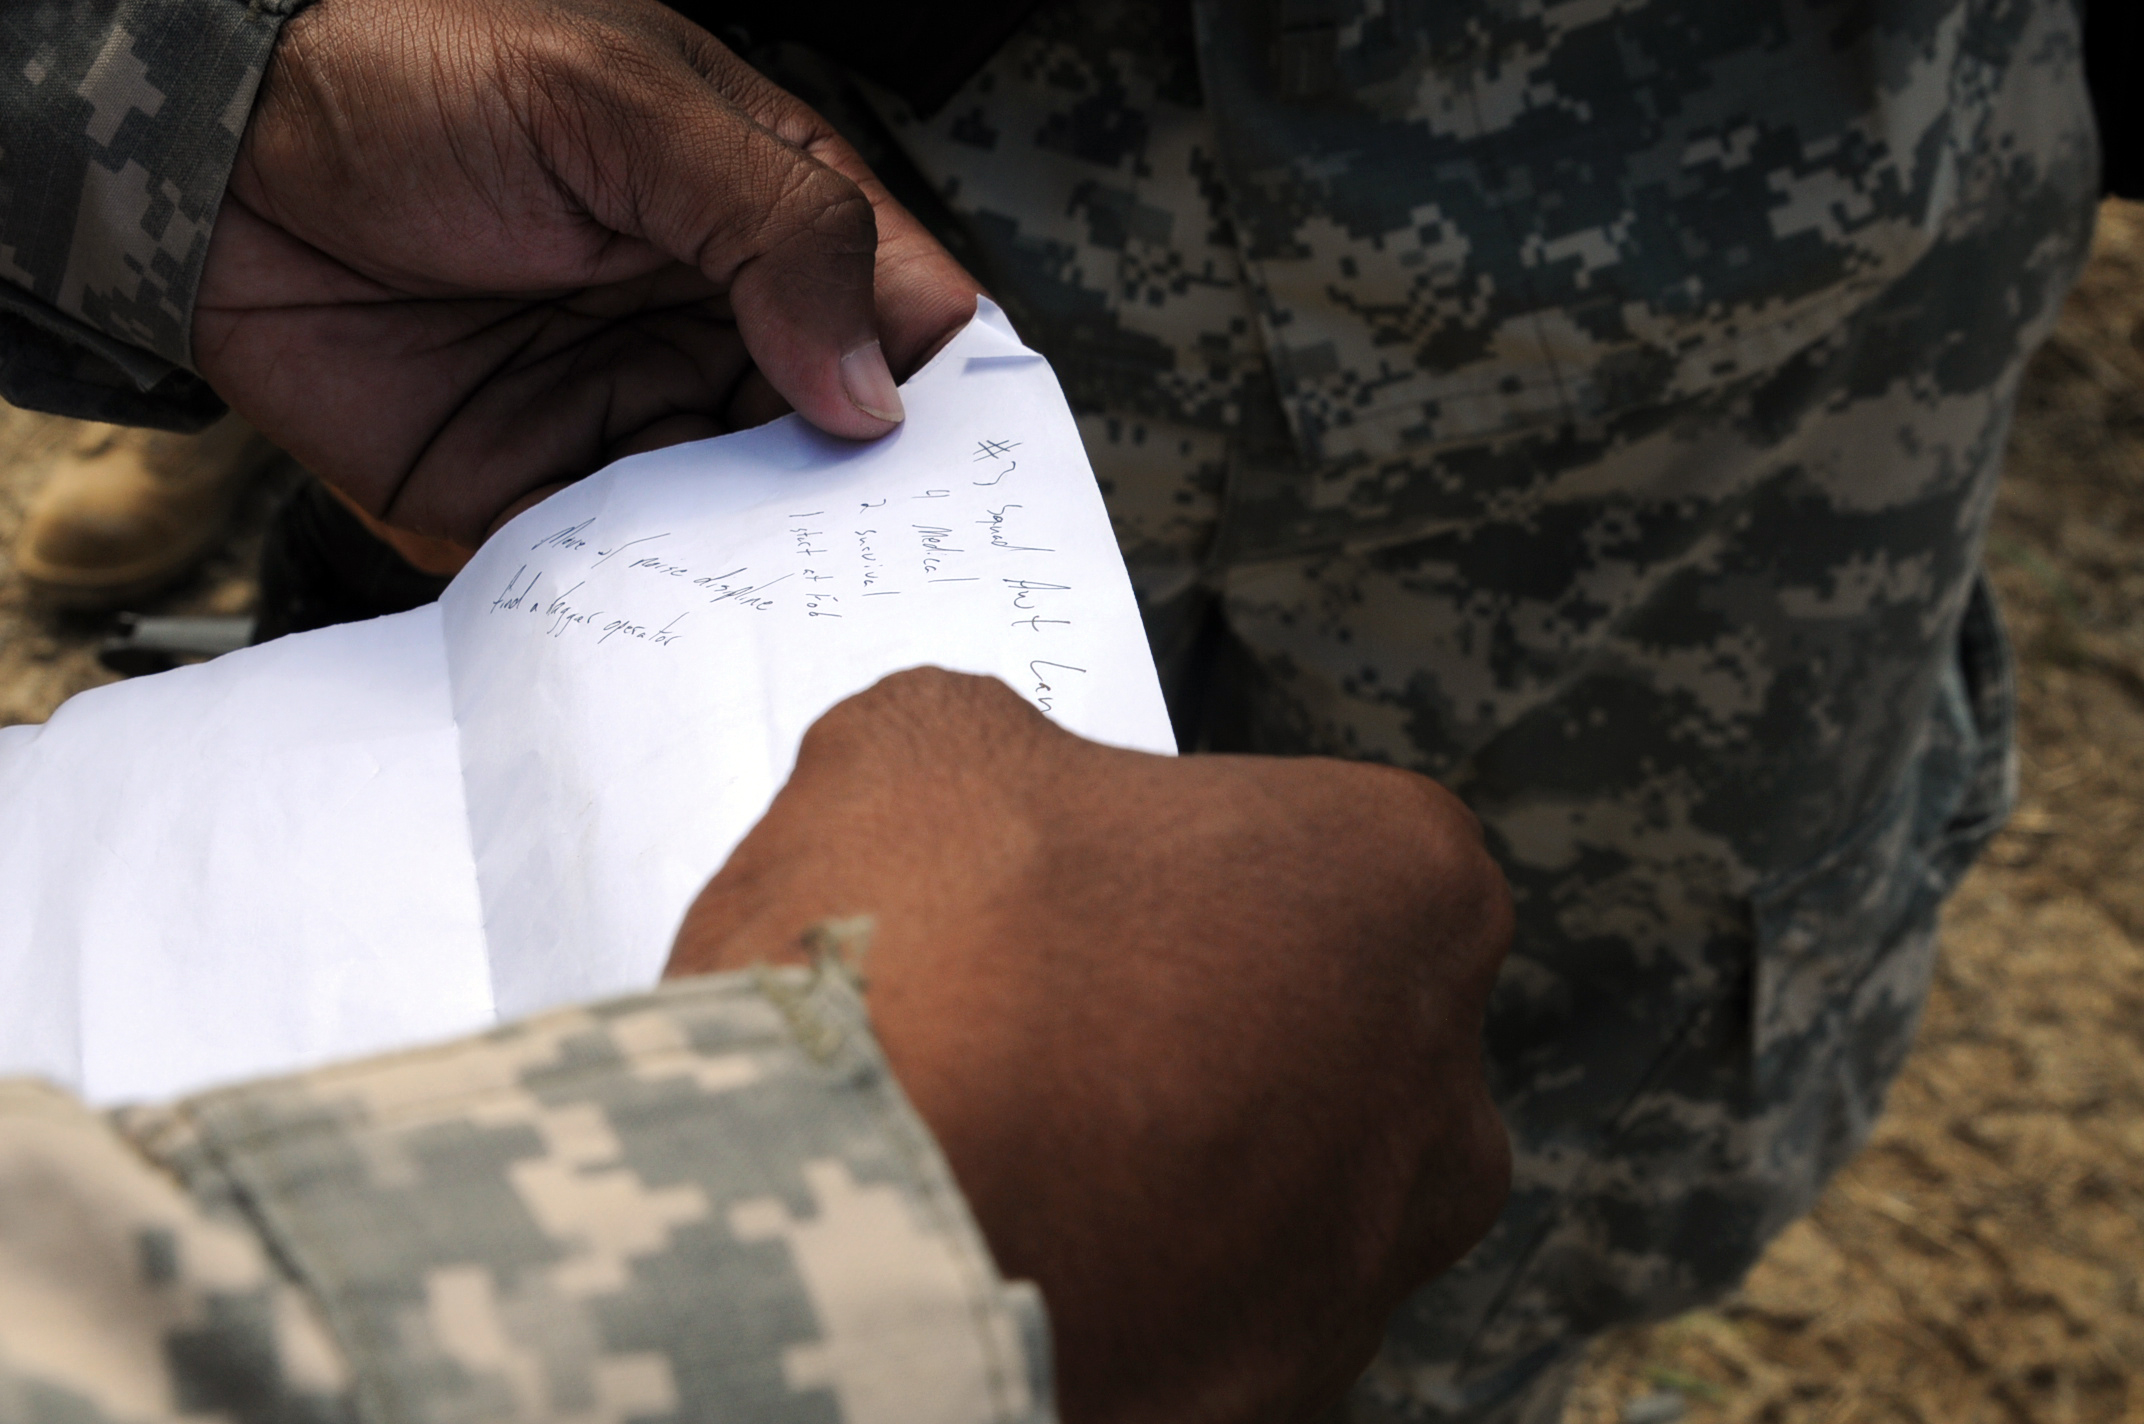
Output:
left=840, top=341, right=904, bottom=425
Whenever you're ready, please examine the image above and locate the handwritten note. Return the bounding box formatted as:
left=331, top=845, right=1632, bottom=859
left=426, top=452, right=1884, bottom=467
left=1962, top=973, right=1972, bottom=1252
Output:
left=445, top=300, right=1173, bottom=1018
left=0, top=301, right=1173, bottom=1103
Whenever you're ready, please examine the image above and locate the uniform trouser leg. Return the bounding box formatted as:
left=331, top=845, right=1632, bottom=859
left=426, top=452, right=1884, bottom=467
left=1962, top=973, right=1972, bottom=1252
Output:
left=1082, top=319, right=2038, bottom=1421
left=838, top=0, right=2099, bottom=1410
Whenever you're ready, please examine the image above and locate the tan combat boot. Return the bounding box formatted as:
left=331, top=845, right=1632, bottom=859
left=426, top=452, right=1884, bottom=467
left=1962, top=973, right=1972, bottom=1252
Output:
left=13, top=415, right=282, bottom=608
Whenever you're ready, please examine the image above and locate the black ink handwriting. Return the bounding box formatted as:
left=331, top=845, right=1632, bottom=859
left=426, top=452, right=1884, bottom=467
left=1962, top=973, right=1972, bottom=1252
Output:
left=915, top=523, right=965, bottom=576
left=490, top=565, right=538, bottom=613
left=979, top=504, right=1053, bottom=553
left=598, top=612, right=689, bottom=646
left=696, top=569, right=790, bottom=611
left=592, top=533, right=669, bottom=568
left=1027, top=659, right=1086, bottom=712
left=532, top=519, right=594, bottom=553
left=1003, top=577, right=1070, bottom=609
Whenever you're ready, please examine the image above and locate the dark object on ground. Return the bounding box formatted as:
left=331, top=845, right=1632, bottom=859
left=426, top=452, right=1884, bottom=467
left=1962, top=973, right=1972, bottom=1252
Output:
left=251, top=479, right=451, bottom=645
left=96, top=613, right=255, bottom=677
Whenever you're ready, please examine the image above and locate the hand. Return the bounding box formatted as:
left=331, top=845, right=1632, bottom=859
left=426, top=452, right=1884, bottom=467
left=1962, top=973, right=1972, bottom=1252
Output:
left=193, top=0, right=983, bottom=545
left=668, top=669, right=1514, bottom=1424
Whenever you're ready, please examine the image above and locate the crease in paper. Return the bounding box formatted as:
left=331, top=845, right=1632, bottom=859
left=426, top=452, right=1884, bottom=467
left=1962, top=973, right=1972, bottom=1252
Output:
left=0, top=301, right=1173, bottom=1103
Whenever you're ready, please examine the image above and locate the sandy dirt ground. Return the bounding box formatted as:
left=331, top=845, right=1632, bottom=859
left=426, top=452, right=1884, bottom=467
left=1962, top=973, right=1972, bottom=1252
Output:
left=0, top=415, right=283, bottom=726
left=1, top=204, right=2141, bottom=1424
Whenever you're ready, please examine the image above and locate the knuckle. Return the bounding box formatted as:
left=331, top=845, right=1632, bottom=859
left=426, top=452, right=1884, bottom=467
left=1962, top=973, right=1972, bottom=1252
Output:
left=766, top=163, right=876, bottom=252
left=868, top=664, right=1002, bottom=710
left=815, top=668, right=1037, bottom=753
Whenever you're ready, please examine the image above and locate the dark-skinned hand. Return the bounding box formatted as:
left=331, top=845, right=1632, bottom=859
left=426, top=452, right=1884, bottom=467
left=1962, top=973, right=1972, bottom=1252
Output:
left=194, top=0, right=983, bottom=546
left=668, top=669, right=1514, bottom=1424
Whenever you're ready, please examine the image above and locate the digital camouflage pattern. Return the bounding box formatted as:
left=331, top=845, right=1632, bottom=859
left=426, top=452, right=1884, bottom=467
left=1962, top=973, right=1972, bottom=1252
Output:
left=0, top=0, right=2105, bottom=1420
left=0, top=0, right=296, bottom=430
left=851, top=0, right=2099, bottom=1417
left=0, top=966, right=1054, bottom=1424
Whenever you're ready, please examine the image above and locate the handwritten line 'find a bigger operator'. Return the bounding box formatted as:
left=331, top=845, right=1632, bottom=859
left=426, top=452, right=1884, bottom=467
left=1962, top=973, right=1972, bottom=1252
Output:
left=491, top=522, right=811, bottom=649
left=487, top=565, right=691, bottom=646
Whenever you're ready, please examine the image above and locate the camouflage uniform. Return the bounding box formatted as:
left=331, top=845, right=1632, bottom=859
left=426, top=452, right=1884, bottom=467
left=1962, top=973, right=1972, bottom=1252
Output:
left=800, top=0, right=2101, bottom=1417
left=0, top=964, right=1054, bottom=1424
left=0, top=0, right=275, bottom=431
left=0, top=0, right=2105, bottom=1420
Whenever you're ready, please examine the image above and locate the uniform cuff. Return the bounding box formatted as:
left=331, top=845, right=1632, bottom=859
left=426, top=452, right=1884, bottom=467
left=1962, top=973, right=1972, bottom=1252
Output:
left=120, top=967, right=1056, bottom=1424
left=0, top=0, right=309, bottom=383
left=0, top=286, right=225, bottom=430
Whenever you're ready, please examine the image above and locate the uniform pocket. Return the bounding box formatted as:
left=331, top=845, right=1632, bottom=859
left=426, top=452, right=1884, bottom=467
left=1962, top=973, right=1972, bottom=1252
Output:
left=1748, top=576, right=2014, bottom=1162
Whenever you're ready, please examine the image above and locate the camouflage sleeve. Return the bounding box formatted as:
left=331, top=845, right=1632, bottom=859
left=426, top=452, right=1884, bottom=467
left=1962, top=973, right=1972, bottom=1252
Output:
left=0, top=0, right=307, bottom=431
left=0, top=966, right=1055, bottom=1424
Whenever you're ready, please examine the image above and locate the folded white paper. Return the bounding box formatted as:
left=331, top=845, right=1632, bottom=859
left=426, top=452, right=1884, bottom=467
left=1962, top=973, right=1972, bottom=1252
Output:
left=0, top=301, right=1174, bottom=1105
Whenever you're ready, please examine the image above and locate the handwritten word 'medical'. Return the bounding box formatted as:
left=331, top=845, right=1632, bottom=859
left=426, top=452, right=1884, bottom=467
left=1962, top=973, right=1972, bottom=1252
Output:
left=915, top=524, right=965, bottom=576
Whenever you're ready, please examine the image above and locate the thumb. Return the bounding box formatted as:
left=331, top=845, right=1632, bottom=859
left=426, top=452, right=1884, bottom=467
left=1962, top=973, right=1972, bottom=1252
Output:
left=722, top=149, right=908, bottom=437
left=599, top=85, right=905, bottom=439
